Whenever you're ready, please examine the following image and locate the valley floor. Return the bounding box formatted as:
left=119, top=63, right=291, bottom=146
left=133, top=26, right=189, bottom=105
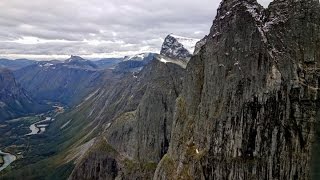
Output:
left=0, top=105, right=65, bottom=174
left=0, top=150, right=16, bottom=172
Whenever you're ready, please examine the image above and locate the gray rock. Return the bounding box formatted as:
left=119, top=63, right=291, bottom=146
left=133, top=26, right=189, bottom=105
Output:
left=160, top=34, right=199, bottom=62
left=155, top=0, right=320, bottom=179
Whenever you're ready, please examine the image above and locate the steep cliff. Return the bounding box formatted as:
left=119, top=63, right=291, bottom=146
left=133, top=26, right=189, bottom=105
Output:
left=155, top=0, right=320, bottom=179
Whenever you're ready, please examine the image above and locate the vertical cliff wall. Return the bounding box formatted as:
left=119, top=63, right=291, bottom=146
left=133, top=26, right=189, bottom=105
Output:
left=155, top=0, right=320, bottom=179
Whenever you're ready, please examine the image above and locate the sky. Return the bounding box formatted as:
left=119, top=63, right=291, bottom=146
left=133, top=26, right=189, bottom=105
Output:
left=0, top=0, right=272, bottom=60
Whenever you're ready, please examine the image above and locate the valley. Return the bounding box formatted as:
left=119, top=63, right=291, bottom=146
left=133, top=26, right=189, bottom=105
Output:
left=0, top=0, right=319, bottom=179
left=0, top=105, right=65, bottom=173
left=0, top=33, right=196, bottom=179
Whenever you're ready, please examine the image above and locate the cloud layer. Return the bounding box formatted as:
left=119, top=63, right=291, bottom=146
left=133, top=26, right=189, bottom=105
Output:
left=0, top=0, right=272, bottom=60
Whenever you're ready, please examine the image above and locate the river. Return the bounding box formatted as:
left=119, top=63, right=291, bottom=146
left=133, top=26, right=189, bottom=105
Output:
left=0, top=150, right=16, bottom=172
left=26, top=117, right=52, bottom=136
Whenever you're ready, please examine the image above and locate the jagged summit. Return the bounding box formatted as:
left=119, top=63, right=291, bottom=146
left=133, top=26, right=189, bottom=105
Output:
left=65, top=55, right=86, bottom=63
left=168, top=34, right=199, bottom=53
left=214, top=0, right=263, bottom=24
left=215, top=0, right=320, bottom=34
left=154, top=0, right=320, bottom=179
left=160, top=34, right=199, bottom=61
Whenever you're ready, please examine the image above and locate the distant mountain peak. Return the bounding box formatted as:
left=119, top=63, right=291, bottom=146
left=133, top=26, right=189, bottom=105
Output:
left=123, top=53, right=153, bottom=62
left=160, top=34, right=199, bottom=61
left=65, top=55, right=86, bottom=63
left=168, top=34, right=200, bottom=53
left=62, top=55, right=98, bottom=69
left=114, top=53, right=156, bottom=73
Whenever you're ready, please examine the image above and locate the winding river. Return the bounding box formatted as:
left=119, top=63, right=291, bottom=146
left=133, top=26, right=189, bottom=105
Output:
left=0, top=150, right=16, bottom=172
left=26, top=117, right=52, bottom=136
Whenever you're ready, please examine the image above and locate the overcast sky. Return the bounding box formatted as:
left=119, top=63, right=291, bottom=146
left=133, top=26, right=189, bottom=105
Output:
left=0, top=0, right=272, bottom=60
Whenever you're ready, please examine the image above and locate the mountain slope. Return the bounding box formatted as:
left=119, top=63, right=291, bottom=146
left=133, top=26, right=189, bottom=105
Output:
left=0, top=68, right=46, bottom=121
left=66, top=36, right=198, bottom=179
left=0, top=59, right=36, bottom=70
left=64, top=55, right=98, bottom=70
left=113, top=53, right=156, bottom=73
left=0, top=33, right=197, bottom=179
left=93, top=58, right=123, bottom=69
left=69, top=58, right=185, bottom=179
left=14, top=56, right=104, bottom=106
left=154, top=0, right=320, bottom=179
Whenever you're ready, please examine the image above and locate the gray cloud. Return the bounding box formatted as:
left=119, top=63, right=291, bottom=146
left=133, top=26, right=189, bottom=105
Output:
left=0, top=0, right=272, bottom=60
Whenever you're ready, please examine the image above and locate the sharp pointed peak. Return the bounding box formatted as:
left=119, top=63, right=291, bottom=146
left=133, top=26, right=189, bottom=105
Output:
left=215, top=0, right=263, bottom=20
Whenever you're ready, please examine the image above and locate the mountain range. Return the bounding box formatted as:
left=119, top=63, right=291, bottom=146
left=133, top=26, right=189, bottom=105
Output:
left=0, top=68, right=47, bottom=121
left=1, top=0, right=320, bottom=179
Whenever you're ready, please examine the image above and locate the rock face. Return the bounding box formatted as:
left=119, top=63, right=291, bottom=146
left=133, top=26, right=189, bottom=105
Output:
left=193, top=36, right=208, bottom=55
left=160, top=34, right=199, bottom=61
left=0, top=68, right=44, bottom=121
left=155, top=0, right=320, bottom=179
left=70, top=139, right=119, bottom=180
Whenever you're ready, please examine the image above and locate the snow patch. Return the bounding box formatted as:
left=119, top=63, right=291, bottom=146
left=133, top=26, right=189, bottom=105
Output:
left=157, top=55, right=187, bottom=68
left=123, top=53, right=151, bottom=61
left=43, top=63, right=53, bottom=67
left=160, top=58, right=170, bottom=64
left=170, top=34, right=200, bottom=53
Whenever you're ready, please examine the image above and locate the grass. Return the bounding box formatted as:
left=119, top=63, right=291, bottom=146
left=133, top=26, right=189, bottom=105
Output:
left=6, top=116, right=42, bottom=125
left=0, top=108, right=80, bottom=179
left=0, top=156, right=75, bottom=180
left=121, top=158, right=158, bottom=179
left=154, top=154, right=177, bottom=180
left=89, top=138, right=118, bottom=155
